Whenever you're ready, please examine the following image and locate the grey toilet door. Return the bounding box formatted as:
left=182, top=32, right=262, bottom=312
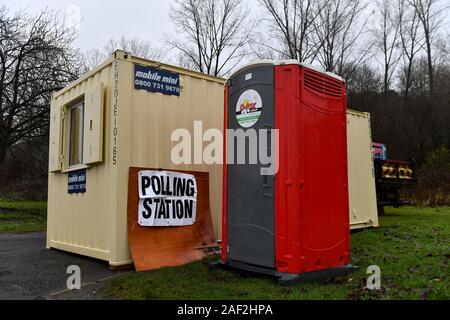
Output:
left=227, top=65, right=275, bottom=269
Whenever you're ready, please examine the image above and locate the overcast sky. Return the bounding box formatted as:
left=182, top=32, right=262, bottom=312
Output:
left=3, top=0, right=181, bottom=51
left=3, top=0, right=449, bottom=57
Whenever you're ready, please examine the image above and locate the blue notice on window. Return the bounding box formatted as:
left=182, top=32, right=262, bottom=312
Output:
left=134, top=64, right=180, bottom=96
left=68, top=169, right=86, bottom=194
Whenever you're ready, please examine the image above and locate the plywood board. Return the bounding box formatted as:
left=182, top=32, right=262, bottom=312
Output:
left=127, top=167, right=217, bottom=272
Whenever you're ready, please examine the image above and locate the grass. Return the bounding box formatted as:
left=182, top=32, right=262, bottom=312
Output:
left=0, top=198, right=47, bottom=233
left=103, top=207, right=450, bottom=300
left=0, top=200, right=446, bottom=299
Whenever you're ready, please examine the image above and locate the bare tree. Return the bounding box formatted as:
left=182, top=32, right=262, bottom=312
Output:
left=313, top=0, right=372, bottom=79
left=346, top=63, right=381, bottom=94
left=408, top=0, right=447, bottom=96
left=373, top=0, right=402, bottom=93
left=0, top=7, right=78, bottom=176
left=81, top=48, right=106, bottom=73
left=256, top=0, right=328, bottom=62
left=168, top=0, right=254, bottom=77
left=248, top=32, right=279, bottom=60
left=81, top=36, right=164, bottom=73
left=398, top=0, right=425, bottom=99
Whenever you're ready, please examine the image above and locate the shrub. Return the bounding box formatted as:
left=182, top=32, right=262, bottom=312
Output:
left=424, top=145, right=450, bottom=169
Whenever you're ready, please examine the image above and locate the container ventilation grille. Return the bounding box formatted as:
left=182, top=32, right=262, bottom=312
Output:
left=304, top=69, right=342, bottom=97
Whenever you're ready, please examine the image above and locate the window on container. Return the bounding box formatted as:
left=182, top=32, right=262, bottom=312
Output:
left=67, top=100, right=84, bottom=166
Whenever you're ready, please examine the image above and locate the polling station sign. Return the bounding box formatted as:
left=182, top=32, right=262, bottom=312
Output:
left=134, top=64, right=180, bottom=96
left=138, top=171, right=197, bottom=227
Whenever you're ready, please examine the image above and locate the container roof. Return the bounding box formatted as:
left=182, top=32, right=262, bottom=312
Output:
left=347, top=108, right=371, bottom=118
left=53, top=50, right=226, bottom=98
left=130, top=52, right=226, bottom=85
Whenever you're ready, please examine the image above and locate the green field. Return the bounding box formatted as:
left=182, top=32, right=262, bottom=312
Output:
left=0, top=199, right=47, bottom=233
left=103, top=207, right=450, bottom=300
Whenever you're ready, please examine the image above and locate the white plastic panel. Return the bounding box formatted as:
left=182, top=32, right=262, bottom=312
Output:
left=83, top=83, right=104, bottom=165
left=49, top=101, right=62, bottom=172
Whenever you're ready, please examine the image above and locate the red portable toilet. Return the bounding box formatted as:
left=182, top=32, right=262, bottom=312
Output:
left=221, top=60, right=353, bottom=284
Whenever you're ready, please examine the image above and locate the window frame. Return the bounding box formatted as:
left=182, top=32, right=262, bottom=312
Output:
left=63, top=97, right=88, bottom=172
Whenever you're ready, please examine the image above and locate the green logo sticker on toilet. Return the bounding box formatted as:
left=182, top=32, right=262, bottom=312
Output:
left=236, top=89, right=262, bottom=128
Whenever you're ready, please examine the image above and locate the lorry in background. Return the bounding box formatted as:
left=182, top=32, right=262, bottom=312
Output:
left=372, top=143, right=417, bottom=214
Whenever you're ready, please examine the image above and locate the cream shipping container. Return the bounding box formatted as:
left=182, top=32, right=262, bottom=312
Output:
left=346, top=109, right=379, bottom=229
left=47, top=51, right=225, bottom=267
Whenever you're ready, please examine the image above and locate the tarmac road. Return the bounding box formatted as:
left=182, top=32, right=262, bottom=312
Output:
left=0, top=232, right=129, bottom=300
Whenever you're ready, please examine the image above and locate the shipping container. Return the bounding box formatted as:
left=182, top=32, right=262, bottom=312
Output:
left=221, top=61, right=352, bottom=283
left=47, top=51, right=225, bottom=267
left=347, top=110, right=379, bottom=229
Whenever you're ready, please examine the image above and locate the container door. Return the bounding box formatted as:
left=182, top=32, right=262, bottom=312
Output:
left=227, top=65, right=275, bottom=268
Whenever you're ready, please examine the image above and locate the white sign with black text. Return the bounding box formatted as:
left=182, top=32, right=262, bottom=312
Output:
left=138, top=171, right=197, bottom=227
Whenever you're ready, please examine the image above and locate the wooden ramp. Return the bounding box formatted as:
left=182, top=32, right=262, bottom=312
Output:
left=127, top=167, right=217, bottom=272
